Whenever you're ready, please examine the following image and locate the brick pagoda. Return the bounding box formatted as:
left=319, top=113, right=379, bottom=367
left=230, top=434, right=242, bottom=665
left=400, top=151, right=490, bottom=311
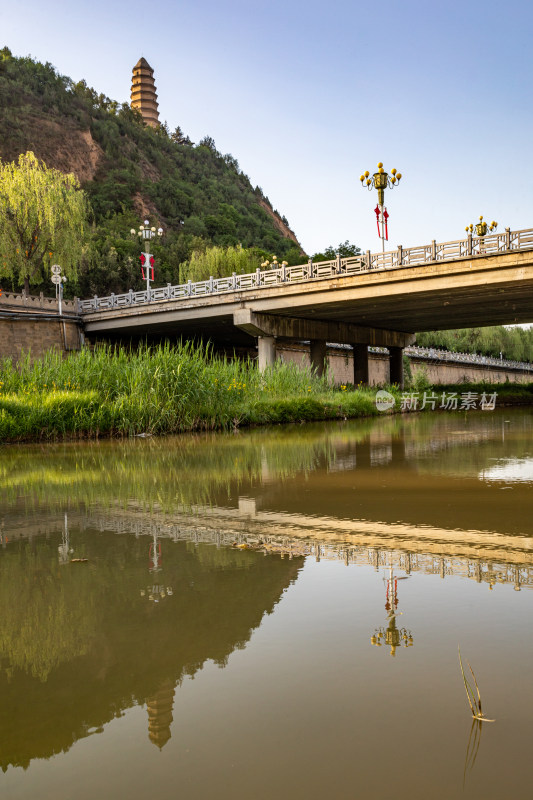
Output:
left=131, top=57, right=159, bottom=128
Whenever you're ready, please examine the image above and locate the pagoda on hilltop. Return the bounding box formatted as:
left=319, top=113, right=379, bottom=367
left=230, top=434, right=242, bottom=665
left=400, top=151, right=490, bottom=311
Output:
left=131, top=57, right=159, bottom=128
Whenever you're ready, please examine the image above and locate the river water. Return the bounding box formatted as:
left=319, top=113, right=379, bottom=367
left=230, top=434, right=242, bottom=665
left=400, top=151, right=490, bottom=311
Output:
left=1, top=409, right=532, bottom=799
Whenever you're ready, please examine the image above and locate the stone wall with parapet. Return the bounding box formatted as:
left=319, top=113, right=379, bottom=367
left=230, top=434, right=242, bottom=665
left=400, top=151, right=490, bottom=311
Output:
left=0, top=290, right=77, bottom=313
left=0, top=293, right=82, bottom=361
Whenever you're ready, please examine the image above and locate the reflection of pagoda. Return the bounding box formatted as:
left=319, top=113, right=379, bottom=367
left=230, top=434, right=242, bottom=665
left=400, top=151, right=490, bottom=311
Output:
left=131, top=58, right=159, bottom=127
left=371, top=557, right=414, bottom=656
left=147, top=680, right=175, bottom=749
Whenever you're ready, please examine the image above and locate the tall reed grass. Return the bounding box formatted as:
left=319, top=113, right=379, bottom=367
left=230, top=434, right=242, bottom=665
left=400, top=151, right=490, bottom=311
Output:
left=0, top=343, right=387, bottom=441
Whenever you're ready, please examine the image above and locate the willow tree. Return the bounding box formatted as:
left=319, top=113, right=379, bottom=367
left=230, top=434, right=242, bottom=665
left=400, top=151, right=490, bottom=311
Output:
left=180, top=244, right=266, bottom=283
left=0, top=151, right=88, bottom=293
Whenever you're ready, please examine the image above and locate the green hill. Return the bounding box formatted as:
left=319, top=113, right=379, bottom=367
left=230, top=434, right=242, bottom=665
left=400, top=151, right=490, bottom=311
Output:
left=0, top=47, right=304, bottom=296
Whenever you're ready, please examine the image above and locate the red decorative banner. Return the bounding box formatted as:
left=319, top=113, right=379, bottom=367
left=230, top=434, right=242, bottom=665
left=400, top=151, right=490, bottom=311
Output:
left=374, top=205, right=381, bottom=237
left=140, top=252, right=155, bottom=281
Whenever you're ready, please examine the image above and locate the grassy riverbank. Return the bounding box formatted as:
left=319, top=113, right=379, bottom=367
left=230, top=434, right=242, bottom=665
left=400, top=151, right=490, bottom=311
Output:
left=434, top=381, right=533, bottom=405
left=2, top=346, right=532, bottom=444
left=0, top=344, right=388, bottom=442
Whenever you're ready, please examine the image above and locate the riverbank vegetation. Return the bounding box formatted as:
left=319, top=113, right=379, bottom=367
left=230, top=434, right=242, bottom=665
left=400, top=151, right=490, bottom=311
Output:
left=0, top=344, right=386, bottom=442
left=434, top=381, right=533, bottom=405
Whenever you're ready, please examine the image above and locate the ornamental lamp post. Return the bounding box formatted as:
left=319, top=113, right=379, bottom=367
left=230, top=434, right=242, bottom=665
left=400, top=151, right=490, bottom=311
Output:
left=360, top=162, right=403, bottom=254
left=130, top=219, right=164, bottom=296
left=260, top=255, right=288, bottom=270
left=465, top=217, right=497, bottom=254
left=465, top=216, right=497, bottom=238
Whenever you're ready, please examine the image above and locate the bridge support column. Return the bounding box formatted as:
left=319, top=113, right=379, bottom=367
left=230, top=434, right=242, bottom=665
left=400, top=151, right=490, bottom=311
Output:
left=353, top=344, right=369, bottom=386
left=310, top=339, right=327, bottom=378
left=389, top=346, right=404, bottom=389
left=258, top=336, right=276, bottom=371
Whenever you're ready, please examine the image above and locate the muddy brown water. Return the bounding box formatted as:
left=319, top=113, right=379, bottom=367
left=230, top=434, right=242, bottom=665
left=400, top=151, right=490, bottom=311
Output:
left=1, top=409, right=532, bottom=799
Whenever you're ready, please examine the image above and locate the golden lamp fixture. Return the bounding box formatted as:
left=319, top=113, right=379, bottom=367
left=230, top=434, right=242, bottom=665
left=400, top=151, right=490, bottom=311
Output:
left=360, top=162, right=402, bottom=206
left=466, top=216, right=498, bottom=237
left=261, top=255, right=288, bottom=269
left=360, top=162, right=403, bottom=251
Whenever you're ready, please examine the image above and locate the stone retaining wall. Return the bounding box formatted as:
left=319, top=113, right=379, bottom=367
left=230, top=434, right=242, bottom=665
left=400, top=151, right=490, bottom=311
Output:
left=0, top=316, right=82, bottom=362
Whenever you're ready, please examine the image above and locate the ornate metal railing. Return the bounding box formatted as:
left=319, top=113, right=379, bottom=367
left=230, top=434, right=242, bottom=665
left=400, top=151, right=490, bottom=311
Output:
left=78, top=226, right=533, bottom=314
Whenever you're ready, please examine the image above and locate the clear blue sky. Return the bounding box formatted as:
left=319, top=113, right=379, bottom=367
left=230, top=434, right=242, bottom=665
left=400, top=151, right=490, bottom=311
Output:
left=2, top=0, right=532, bottom=255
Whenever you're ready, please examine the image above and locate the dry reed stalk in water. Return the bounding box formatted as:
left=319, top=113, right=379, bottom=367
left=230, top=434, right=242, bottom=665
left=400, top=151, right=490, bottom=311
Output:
left=458, top=646, right=495, bottom=722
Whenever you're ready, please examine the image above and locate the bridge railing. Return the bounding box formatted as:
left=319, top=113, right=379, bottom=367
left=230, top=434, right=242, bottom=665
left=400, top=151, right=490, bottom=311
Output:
left=78, top=226, right=533, bottom=314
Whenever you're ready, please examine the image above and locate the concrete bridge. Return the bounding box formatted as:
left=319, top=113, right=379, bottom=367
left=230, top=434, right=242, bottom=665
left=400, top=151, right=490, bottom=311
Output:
left=79, top=226, right=533, bottom=386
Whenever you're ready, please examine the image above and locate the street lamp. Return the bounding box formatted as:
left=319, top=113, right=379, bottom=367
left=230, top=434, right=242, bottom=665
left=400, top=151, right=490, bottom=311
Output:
left=360, top=162, right=403, bottom=253
left=130, top=219, right=164, bottom=295
left=260, top=255, right=288, bottom=269
left=465, top=216, right=497, bottom=237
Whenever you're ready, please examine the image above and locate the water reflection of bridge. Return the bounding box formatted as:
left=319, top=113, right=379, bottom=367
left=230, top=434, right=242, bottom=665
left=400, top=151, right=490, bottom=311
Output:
left=85, top=509, right=533, bottom=592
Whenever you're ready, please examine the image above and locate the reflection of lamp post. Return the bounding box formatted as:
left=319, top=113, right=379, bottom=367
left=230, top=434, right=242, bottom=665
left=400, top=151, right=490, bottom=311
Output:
left=360, top=162, right=403, bottom=254
left=149, top=530, right=162, bottom=573
left=140, top=530, right=173, bottom=603
left=130, top=219, right=163, bottom=296
left=58, top=512, right=73, bottom=564
left=370, top=559, right=413, bottom=656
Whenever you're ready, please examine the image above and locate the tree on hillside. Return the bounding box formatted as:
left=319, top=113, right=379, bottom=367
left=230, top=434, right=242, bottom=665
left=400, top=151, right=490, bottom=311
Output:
left=312, top=240, right=362, bottom=261
left=0, top=151, right=88, bottom=293
left=171, top=126, right=192, bottom=146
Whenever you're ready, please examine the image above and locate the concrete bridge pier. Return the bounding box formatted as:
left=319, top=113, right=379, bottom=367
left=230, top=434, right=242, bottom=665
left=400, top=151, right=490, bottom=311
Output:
left=258, top=336, right=276, bottom=370
left=310, top=339, right=327, bottom=378
left=353, top=344, right=369, bottom=386
left=389, top=346, right=404, bottom=389
left=233, top=309, right=415, bottom=381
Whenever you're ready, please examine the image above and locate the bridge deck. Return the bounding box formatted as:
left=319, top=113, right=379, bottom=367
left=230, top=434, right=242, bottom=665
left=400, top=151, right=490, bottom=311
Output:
left=82, top=247, right=533, bottom=341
